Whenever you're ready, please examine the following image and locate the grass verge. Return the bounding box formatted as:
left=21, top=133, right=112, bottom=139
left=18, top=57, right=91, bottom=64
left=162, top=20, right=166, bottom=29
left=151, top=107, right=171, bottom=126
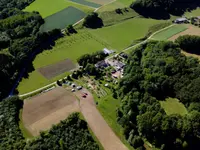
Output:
left=19, top=109, right=33, bottom=139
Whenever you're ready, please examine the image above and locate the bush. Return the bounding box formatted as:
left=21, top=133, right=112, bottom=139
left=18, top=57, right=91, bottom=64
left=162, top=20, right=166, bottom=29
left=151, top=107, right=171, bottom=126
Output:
left=66, top=24, right=77, bottom=34
left=57, top=80, right=62, bottom=86
left=130, top=136, right=144, bottom=148
left=115, top=8, right=122, bottom=14
left=83, top=12, right=103, bottom=28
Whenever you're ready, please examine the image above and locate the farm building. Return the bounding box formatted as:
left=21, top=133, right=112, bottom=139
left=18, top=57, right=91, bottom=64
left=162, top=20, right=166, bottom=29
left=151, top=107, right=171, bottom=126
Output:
left=103, top=48, right=115, bottom=55
left=119, top=52, right=128, bottom=59
left=173, top=18, right=189, bottom=24
left=95, top=60, right=108, bottom=68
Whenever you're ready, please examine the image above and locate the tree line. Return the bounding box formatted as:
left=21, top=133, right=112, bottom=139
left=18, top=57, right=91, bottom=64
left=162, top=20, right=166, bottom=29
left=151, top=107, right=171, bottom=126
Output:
left=175, top=35, right=200, bottom=55
left=130, top=0, right=200, bottom=18
left=117, top=41, right=200, bottom=149
left=0, top=0, right=67, bottom=99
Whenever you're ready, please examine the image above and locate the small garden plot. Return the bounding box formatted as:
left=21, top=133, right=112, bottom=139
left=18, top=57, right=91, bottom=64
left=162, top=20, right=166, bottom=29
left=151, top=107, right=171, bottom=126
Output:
left=160, top=98, right=188, bottom=116
left=151, top=25, right=188, bottom=40
left=40, top=6, right=86, bottom=32
left=70, top=0, right=101, bottom=8
left=38, top=59, right=76, bottom=79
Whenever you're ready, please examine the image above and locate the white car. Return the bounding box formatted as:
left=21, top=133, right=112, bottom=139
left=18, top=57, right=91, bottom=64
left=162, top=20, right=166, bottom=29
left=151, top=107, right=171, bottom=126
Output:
left=76, top=86, right=82, bottom=90
left=71, top=89, right=75, bottom=92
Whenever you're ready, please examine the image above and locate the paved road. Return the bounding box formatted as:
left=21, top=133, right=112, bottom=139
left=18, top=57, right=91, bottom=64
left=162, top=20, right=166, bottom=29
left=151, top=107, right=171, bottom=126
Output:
left=75, top=89, right=128, bottom=150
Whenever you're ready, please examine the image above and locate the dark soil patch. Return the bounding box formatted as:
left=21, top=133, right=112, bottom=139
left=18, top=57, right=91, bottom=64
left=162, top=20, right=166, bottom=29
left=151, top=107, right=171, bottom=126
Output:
left=38, top=59, right=76, bottom=79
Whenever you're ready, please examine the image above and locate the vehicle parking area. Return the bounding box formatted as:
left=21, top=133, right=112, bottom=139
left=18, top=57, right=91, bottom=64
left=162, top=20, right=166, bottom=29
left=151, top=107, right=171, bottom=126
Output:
left=22, top=87, right=79, bottom=136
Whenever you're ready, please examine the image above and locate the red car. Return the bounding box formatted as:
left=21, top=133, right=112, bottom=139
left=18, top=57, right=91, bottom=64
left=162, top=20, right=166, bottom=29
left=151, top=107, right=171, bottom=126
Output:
left=82, top=93, right=87, bottom=98
left=82, top=94, right=87, bottom=98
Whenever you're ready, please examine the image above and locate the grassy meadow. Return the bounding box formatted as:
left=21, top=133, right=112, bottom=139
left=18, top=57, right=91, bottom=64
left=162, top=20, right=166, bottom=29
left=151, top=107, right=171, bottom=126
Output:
left=18, top=30, right=107, bottom=94
left=150, top=24, right=188, bottom=40
left=40, top=7, right=86, bottom=32
left=160, top=98, right=188, bottom=116
left=89, top=18, right=165, bottom=50
left=24, top=0, right=93, bottom=18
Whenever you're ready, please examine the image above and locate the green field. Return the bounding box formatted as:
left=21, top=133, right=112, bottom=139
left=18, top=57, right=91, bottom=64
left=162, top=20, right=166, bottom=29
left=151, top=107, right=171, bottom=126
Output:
left=151, top=24, right=188, bottom=40
left=18, top=30, right=107, bottom=94
left=97, top=1, right=126, bottom=12
left=97, top=0, right=133, bottom=12
left=89, top=18, right=165, bottom=50
left=70, top=0, right=101, bottom=8
left=160, top=98, right=188, bottom=116
left=24, top=0, right=93, bottom=18
left=99, top=8, right=139, bottom=26
left=40, top=7, right=86, bottom=32
left=185, top=8, right=200, bottom=17
left=117, top=0, right=133, bottom=5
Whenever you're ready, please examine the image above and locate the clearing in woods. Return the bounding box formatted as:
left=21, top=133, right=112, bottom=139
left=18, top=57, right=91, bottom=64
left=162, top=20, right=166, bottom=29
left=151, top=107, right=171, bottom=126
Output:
left=22, top=87, right=79, bottom=136
left=160, top=98, right=188, bottom=116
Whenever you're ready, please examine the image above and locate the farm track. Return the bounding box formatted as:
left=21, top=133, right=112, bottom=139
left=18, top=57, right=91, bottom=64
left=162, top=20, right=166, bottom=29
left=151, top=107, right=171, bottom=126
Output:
left=75, top=89, right=128, bottom=150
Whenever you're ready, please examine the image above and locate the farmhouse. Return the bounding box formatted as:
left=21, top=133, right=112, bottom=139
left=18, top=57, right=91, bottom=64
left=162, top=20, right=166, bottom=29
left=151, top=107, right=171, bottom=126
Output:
left=173, top=18, right=189, bottom=24
left=95, top=60, right=108, bottom=68
left=119, top=52, right=128, bottom=59
left=103, top=48, right=115, bottom=55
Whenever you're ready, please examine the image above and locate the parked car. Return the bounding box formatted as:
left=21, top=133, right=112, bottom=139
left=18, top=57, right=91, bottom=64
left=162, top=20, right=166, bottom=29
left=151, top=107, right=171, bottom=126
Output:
left=71, top=89, right=75, bottom=92
left=76, top=86, right=82, bottom=90
left=71, top=84, right=76, bottom=87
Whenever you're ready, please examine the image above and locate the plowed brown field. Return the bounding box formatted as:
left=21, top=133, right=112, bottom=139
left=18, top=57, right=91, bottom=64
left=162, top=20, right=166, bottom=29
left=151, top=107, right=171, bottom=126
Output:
left=22, top=87, right=79, bottom=136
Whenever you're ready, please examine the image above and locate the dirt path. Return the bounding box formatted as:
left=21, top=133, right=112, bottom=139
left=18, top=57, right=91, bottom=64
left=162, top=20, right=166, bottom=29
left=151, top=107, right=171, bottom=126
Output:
left=75, top=89, right=128, bottom=150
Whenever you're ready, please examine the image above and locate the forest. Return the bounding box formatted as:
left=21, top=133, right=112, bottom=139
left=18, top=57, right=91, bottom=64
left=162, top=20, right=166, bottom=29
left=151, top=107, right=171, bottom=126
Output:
left=0, top=96, right=24, bottom=150
left=117, top=41, right=200, bottom=150
left=0, top=0, right=65, bottom=99
left=0, top=96, right=99, bottom=150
